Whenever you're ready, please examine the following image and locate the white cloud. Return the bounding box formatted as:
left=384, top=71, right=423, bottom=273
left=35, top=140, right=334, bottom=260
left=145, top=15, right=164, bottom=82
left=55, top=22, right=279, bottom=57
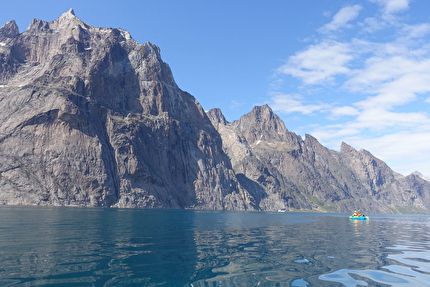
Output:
left=329, top=106, right=360, bottom=118
left=323, top=11, right=332, bottom=18
left=342, top=131, right=430, bottom=176
left=318, top=5, right=363, bottom=34
left=272, top=0, right=430, bottom=176
left=309, top=107, right=428, bottom=141
left=347, top=53, right=430, bottom=110
left=368, top=0, right=410, bottom=14
left=270, top=93, right=330, bottom=115
left=229, top=100, right=245, bottom=109
left=309, top=124, right=362, bottom=141
left=359, top=17, right=385, bottom=33
left=278, top=41, right=352, bottom=85
left=353, top=108, right=429, bottom=130
left=401, top=23, right=430, bottom=39
left=268, top=77, right=284, bottom=91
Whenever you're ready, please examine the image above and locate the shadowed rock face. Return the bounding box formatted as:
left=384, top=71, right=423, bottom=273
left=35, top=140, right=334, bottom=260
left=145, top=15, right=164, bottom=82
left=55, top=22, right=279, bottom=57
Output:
left=207, top=105, right=430, bottom=214
left=0, top=10, right=255, bottom=210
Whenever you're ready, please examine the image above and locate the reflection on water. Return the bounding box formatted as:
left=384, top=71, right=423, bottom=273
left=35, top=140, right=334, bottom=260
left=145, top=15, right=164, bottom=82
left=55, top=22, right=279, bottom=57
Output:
left=319, top=217, right=430, bottom=287
left=0, top=207, right=430, bottom=286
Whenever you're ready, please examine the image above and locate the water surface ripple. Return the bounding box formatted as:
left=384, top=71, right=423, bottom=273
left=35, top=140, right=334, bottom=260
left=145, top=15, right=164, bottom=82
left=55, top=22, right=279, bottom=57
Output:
left=0, top=206, right=429, bottom=286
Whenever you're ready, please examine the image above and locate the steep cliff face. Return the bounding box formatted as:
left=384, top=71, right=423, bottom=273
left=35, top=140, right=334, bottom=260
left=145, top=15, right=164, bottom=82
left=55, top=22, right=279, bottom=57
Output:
left=2, top=10, right=429, bottom=214
left=0, top=10, right=255, bottom=210
left=208, top=105, right=430, bottom=214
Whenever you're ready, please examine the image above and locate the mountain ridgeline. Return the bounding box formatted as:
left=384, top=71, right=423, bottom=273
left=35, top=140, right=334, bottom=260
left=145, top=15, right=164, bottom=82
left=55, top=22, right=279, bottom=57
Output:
left=0, top=10, right=429, bottom=214
left=207, top=107, right=430, bottom=214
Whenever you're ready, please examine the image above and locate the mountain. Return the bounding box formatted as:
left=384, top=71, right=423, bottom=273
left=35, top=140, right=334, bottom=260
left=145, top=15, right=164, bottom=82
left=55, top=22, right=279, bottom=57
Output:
left=1, top=10, right=430, bottom=214
left=0, top=10, right=254, bottom=210
left=207, top=105, right=430, bottom=214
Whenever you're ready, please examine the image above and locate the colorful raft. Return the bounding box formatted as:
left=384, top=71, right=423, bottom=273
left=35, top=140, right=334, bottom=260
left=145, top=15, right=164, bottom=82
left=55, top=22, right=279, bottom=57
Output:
left=349, top=216, right=368, bottom=220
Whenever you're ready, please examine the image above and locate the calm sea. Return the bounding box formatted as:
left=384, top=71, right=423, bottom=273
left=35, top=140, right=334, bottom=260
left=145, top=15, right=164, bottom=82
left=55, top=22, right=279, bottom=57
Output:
left=0, top=206, right=429, bottom=286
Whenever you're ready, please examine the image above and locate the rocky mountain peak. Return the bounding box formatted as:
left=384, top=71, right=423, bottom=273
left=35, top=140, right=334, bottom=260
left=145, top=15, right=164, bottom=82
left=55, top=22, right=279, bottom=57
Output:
left=0, top=10, right=254, bottom=211
left=248, top=105, right=276, bottom=123
left=411, top=171, right=430, bottom=181
left=340, top=141, right=357, bottom=154
left=304, top=134, right=327, bottom=153
left=26, top=18, right=49, bottom=32
left=49, top=9, right=90, bottom=30
left=304, top=134, right=319, bottom=145
left=54, top=8, right=77, bottom=23
left=206, top=108, right=228, bottom=125
left=0, top=20, right=19, bottom=41
left=233, top=105, right=289, bottom=144
left=25, top=9, right=90, bottom=39
left=66, top=8, right=76, bottom=16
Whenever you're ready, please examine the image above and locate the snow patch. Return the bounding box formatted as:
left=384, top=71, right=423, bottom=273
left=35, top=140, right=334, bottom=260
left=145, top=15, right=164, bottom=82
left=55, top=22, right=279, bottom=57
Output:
left=0, top=42, right=5, bottom=47
left=120, top=30, right=132, bottom=40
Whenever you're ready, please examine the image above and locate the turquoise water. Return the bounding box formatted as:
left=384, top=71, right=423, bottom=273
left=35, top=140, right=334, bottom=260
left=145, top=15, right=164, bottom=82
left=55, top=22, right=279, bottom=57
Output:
left=0, top=206, right=430, bottom=286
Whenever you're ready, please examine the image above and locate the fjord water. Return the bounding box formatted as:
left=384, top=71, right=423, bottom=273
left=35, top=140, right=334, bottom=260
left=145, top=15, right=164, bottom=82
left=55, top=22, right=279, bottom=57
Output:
left=1, top=207, right=430, bottom=286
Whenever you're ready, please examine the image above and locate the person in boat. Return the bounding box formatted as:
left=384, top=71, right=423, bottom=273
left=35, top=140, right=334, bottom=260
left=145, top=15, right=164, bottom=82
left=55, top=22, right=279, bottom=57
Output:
left=352, top=210, right=363, bottom=217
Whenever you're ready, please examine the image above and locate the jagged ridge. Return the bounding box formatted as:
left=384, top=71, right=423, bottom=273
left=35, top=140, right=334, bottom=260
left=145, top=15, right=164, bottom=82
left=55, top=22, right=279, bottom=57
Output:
left=208, top=105, right=430, bottom=214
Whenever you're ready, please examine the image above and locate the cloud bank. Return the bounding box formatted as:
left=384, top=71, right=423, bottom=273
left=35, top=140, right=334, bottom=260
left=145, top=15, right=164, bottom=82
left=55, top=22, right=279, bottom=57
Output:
left=270, top=0, right=430, bottom=176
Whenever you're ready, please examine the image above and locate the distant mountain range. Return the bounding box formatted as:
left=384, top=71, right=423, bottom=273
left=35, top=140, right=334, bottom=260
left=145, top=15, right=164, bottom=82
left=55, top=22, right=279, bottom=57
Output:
left=1, top=10, right=429, bottom=213
left=207, top=106, right=430, bottom=214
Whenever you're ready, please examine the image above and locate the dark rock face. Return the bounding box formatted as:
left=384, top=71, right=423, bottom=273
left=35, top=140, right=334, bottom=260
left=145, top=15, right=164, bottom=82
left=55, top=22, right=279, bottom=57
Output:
left=208, top=105, right=430, bottom=214
left=0, top=10, right=254, bottom=210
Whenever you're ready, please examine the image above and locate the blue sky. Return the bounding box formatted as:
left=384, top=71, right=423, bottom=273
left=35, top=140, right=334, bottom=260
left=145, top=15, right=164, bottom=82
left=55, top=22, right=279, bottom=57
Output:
left=1, top=0, right=430, bottom=177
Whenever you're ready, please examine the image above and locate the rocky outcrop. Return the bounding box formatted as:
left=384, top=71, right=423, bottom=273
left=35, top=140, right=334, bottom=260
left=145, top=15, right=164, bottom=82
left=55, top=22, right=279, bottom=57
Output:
left=0, top=10, right=255, bottom=210
left=208, top=105, right=430, bottom=214
left=0, top=20, right=19, bottom=41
